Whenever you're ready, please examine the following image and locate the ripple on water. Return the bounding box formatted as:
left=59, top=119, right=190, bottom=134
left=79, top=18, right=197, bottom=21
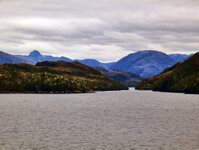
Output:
left=0, top=89, right=199, bottom=150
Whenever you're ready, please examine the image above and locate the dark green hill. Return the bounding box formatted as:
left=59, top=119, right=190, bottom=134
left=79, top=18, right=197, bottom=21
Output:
left=0, top=61, right=128, bottom=93
left=135, top=52, right=199, bottom=94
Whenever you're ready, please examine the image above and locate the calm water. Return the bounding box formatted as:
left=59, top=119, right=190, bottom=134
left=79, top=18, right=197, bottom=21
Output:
left=0, top=89, right=199, bottom=150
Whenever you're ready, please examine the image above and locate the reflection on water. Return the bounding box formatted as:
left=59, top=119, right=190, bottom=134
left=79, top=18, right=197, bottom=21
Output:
left=0, top=89, right=199, bottom=150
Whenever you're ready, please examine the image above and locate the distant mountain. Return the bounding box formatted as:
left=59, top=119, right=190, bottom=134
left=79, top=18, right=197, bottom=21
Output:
left=0, top=50, right=113, bottom=69
left=110, top=50, right=176, bottom=77
left=15, top=50, right=72, bottom=64
left=76, top=59, right=102, bottom=67
left=135, top=52, right=199, bottom=94
left=28, top=50, right=42, bottom=59
left=0, top=51, right=29, bottom=64
left=0, top=61, right=128, bottom=93
left=169, top=54, right=192, bottom=62
left=94, top=66, right=144, bottom=87
left=27, top=50, right=72, bottom=62
left=102, top=62, right=115, bottom=69
left=76, top=59, right=114, bottom=69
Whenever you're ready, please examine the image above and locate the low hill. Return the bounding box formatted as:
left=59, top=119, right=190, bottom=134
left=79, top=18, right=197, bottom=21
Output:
left=0, top=61, right=128, bottom=93
left=110, top=50, right=176, bottom=77
left=94, top=67, right=144, bottom=87
left=135, top=52, right=199, bottom=94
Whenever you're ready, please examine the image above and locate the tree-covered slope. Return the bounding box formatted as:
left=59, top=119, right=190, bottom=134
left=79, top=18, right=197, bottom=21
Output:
left=0, top=61, right=128, bottom=93
left=135, top=52, right=199, bottom=94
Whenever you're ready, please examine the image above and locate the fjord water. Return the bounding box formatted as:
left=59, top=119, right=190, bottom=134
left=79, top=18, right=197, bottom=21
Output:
left=0, top=89, right=199, bottom=150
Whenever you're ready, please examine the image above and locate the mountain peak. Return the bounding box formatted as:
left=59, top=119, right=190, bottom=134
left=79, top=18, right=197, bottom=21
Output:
left=28, top=50, right=42, bottom=58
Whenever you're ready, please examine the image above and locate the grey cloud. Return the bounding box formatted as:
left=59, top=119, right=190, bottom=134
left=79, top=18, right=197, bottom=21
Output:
left=0, top=0, right=199, bottom=61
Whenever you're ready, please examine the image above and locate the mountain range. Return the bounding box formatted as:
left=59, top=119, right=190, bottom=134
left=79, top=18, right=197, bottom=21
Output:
left=0, top=50, right=191, bottom=77
left=135, top=52, right=199, bottom=94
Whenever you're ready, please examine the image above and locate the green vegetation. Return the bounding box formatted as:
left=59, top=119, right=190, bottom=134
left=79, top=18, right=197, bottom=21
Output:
left=0, top=61, right=128, bottom=93
left=135, top=52, right=199, bottom=94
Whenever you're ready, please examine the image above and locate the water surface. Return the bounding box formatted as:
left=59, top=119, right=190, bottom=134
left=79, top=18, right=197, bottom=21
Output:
left=0, top=89, right=199, bottom=150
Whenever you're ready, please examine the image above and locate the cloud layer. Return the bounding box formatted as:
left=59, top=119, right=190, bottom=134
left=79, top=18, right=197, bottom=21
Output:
left=0, top=0, right=199, bottom=62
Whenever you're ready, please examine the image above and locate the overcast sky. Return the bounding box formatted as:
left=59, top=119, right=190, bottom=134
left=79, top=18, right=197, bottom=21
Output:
left=0, top=0, right=199, bottom=62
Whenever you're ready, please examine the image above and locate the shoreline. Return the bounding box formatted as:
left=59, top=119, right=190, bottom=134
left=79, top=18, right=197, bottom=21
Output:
left=0, top=89, right=129, bottom=94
